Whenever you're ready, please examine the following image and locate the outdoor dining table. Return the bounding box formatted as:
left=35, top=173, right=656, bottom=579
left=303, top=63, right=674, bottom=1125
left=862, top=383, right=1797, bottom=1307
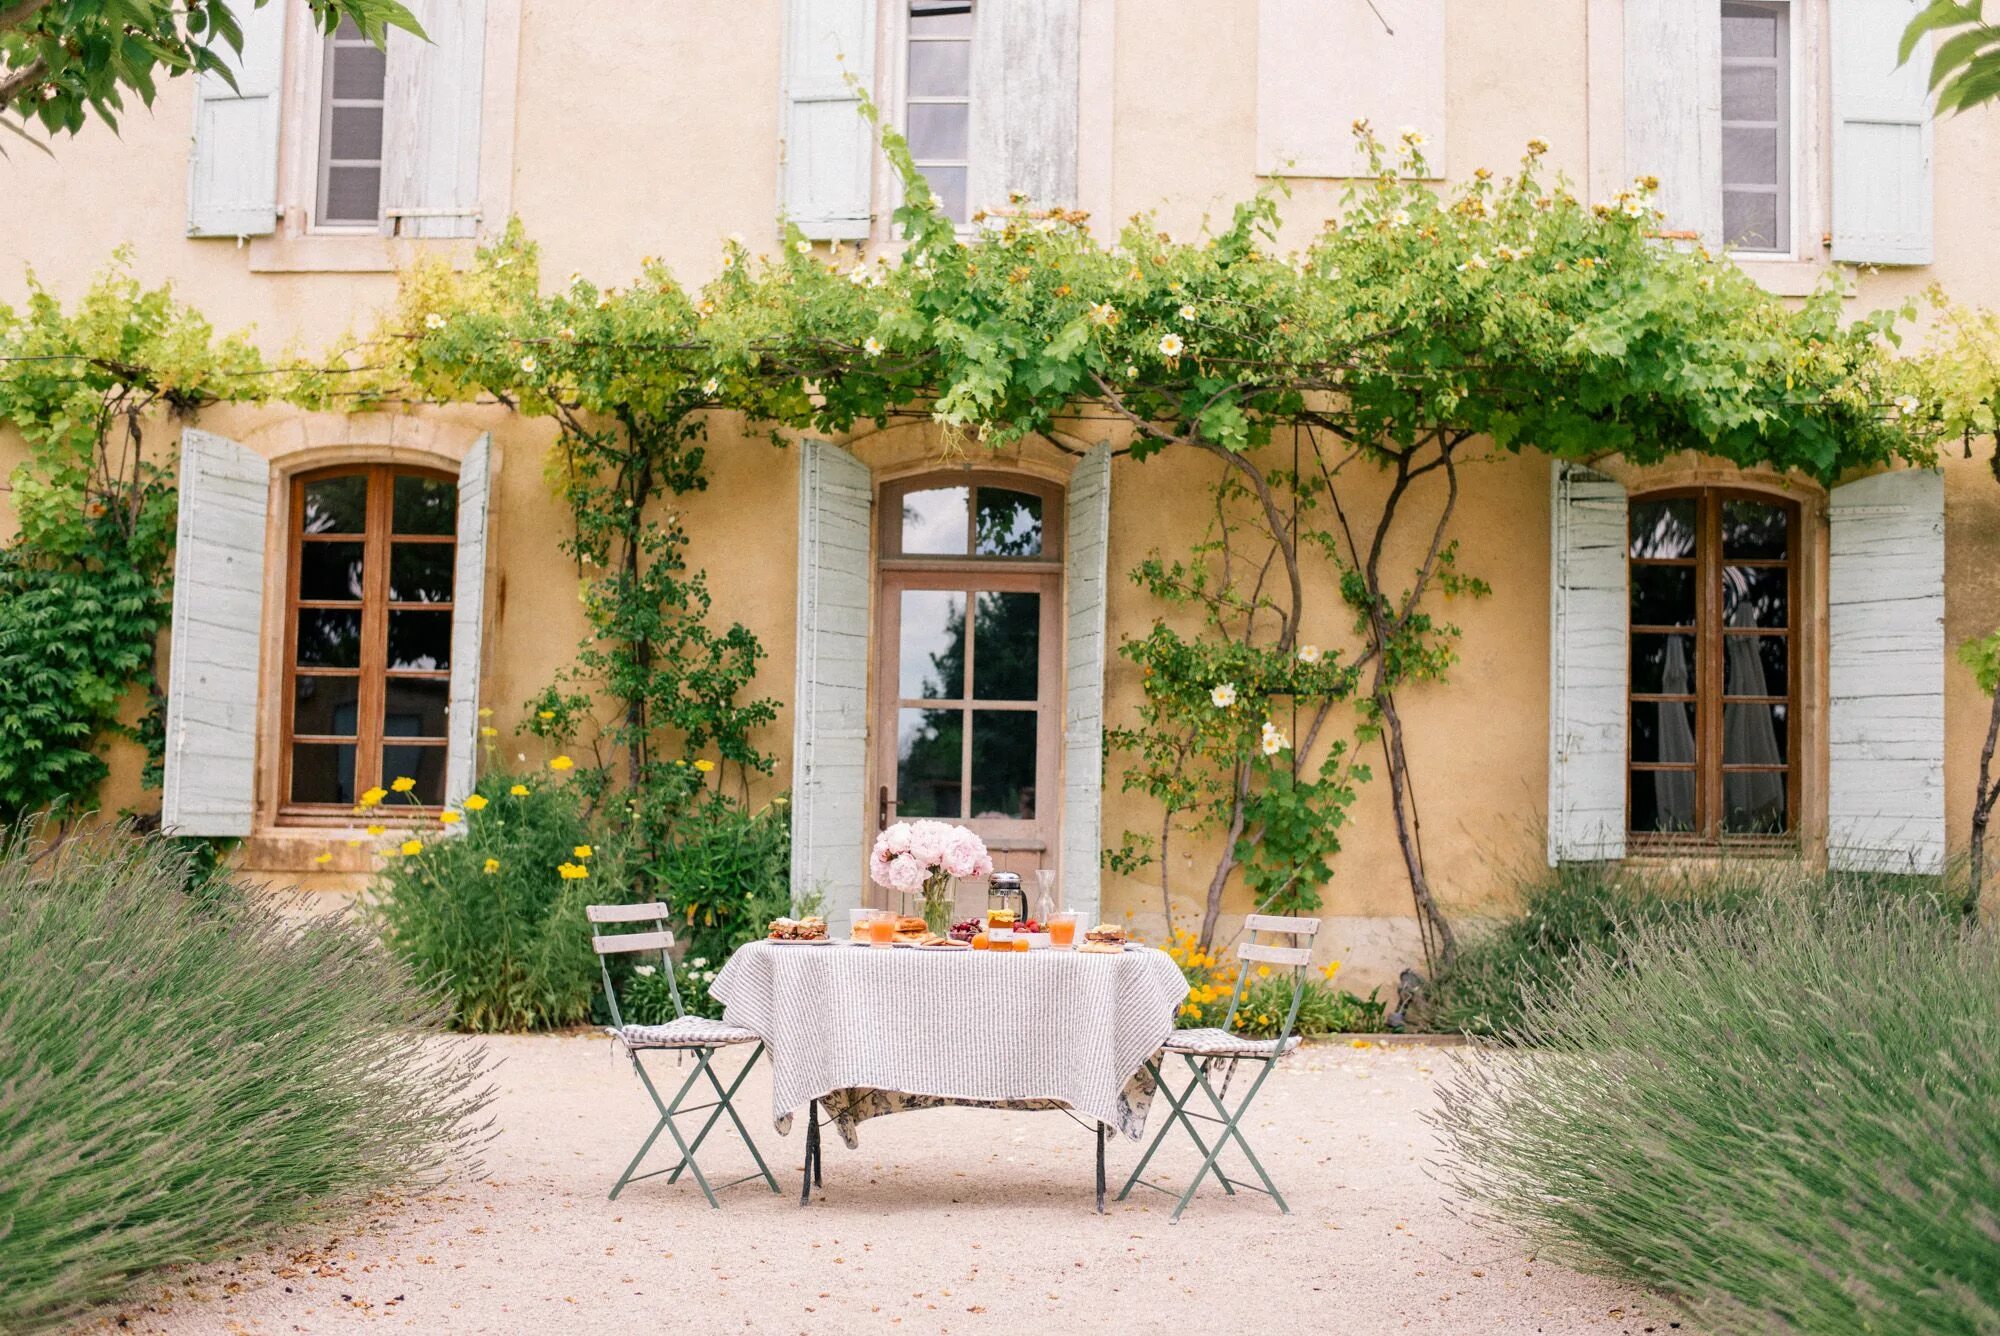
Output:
left=707, top=938, right=1190, bottom=1211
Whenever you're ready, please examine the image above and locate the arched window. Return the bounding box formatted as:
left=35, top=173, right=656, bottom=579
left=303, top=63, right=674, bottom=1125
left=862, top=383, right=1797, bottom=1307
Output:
left=1628, top=488, right=1797, bottom=842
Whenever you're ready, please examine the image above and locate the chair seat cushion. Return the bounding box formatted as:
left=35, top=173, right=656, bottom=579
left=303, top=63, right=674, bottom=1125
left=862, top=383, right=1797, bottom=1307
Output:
left=611, top=1017, right=761, bottom=1049
left=1162, top=1027, right=1302, bottom=1059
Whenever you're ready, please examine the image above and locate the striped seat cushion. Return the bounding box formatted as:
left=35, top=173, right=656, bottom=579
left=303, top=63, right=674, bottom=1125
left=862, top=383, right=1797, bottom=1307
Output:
left=611, top=1017, right=762, bottom=1049
left=1162, top=1028, right=1302, bottom=1059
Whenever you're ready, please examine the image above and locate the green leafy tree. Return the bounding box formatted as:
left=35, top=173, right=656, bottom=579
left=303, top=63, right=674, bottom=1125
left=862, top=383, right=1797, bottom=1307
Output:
left=1902, top=0, right=2000, bottom=114
left=0, top=0, right=421, bottom=138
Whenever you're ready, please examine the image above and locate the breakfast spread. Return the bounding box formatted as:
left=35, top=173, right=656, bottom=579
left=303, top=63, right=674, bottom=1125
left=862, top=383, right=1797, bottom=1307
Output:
left=767, top=915, right=828, bottom=941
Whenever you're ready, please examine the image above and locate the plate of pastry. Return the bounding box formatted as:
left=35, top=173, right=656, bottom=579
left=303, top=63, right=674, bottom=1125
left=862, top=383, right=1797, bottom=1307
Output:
left=767, top=915, right=832, bottom=943
left=1077, top=923, right=1132, bottom=955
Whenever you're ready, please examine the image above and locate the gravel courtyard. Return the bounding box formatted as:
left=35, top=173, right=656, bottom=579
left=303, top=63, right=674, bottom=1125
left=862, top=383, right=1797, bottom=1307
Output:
left=77, top=1037, right=1679, bottom=1336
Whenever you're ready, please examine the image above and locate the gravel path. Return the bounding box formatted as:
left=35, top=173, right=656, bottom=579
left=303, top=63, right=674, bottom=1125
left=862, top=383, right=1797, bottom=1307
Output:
left=76, top=1036, right=1680, bottom=1336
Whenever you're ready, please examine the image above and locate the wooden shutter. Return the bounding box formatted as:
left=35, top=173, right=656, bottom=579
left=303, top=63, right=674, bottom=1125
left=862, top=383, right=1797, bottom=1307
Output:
left=782, top=0, right=877, bottom=240
left=1624, top=0, right=1722, bottom=244
left=161, top=431, right=272, bottom=835
left=791, top=441, right=873, bottom=914
left=382, top=0, right=487, bottom=239
left=1548, top=461, right=1629, bottom=864
left=186, top=0, right=287, bottom=237
left=1255, top=0, right=1448, bottom=178
left=969, top=0, right=1081, bottom=209
left=1060, top=443, right=1111, bottom=923
left=444, top=436, right=493, bottom=806
left=1830, top=0, right=1933, bottom=265
left=1828, top=469, right=1945, bottom=872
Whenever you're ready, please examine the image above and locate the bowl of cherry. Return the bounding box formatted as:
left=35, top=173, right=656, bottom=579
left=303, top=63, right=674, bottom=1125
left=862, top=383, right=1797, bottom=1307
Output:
left=949, top=918, right=1051, bottom=948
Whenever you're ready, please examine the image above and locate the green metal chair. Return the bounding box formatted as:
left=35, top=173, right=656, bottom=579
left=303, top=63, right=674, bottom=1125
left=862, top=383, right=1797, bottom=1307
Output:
left=588, top=902, right=779, bottom=1207
left=1119, top=912, right=1320, bottom=1221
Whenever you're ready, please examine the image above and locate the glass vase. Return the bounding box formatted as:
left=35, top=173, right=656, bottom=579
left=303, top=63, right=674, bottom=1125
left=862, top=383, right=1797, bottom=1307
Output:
left=920, top=871, right=954, bottom=936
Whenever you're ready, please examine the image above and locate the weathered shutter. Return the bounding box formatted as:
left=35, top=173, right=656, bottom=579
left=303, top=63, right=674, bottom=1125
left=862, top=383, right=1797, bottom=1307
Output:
left=186, top=0, right=287, bottom=237
left=1255, top=0, right=1448, bottom=178
left=1828, top=469, right=1945, bottom=872
left=1547, top=461, right=1628, bottom=864
left=1830, top=0, right=1933, bottom=264
left=382, top=0, right=488, bottom=239
left=791, top=441, right=873, bottom=915
left=161, top=431, right=271, bottom=835
left=969, top=0, right=1080, bottom=210
left=782, top=0, right=877, bottom=240
left=444, top=436, right=493, bottom=806
left=1624, top=0, right=1722, bottom=244
left=1061, top=443, right=1111, bottom=923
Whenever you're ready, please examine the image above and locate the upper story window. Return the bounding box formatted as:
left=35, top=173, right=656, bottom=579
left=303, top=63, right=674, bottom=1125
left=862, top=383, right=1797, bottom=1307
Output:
left=286, top=466, right=458, bottom=812
left=905, top=1, right=974, bottom=223
left=317, top=17, right=389, bottom=227
left=1721, top=0, right=1793, bottom=254
left=1628, top=489, right=1796, bottom=844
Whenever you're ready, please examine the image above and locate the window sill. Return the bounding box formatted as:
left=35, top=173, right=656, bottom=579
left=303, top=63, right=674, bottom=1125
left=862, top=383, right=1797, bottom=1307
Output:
left=246, top=231, right=478, bottom=274
left=1729, top=257, right=1849, bottom=299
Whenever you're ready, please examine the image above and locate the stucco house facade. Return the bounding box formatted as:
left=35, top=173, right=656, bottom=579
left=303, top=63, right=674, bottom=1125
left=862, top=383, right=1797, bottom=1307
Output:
left=4, top=0, right=1997, bottom=991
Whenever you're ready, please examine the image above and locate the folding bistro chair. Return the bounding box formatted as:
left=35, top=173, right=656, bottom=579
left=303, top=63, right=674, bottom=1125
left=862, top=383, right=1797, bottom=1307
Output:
left=587, top=903, right=779, bottom=1207
left=1119, top=913, right=1319, bottom=1221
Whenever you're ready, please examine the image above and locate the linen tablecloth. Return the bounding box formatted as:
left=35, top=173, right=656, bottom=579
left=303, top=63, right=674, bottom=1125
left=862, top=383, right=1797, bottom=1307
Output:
left=708, top=941, right=1189, bottom=1145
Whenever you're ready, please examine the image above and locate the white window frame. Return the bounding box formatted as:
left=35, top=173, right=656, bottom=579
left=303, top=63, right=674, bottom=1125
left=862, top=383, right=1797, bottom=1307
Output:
left=873, top=0, right=978, bottom=241
left=1720, top=0, right=1802, bottom=260
left=309, top=18, right=388, bottom=234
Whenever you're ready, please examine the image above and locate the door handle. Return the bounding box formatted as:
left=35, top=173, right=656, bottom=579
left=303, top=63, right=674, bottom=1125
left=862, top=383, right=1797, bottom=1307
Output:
left=878, top=785, right=890, bottom=831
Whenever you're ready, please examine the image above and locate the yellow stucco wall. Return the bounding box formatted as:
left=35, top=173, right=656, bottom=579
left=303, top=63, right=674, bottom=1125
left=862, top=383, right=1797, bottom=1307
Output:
left=3, top=1, right=1999, bottom=987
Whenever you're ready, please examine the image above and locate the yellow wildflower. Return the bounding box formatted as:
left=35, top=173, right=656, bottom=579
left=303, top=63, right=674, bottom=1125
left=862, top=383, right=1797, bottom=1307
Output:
left=439, top=810, right=462, bottom=825
left=483, top=858, right=501, bottom=875
left=549, top=755, right=575, bottom=772
left=573, top=844, right=593, bottom=860
left=510, top=783, right=530, bottom=797
left=390, top=776, right=416, bottom=793
left=365, top=824, right=386, bottom=837
left=480, top=726, right=499, bottom=737
left=557, top=862, right=590, bottom=880
left=400, top=838, right=423, bottom=856
left=477, top=706, right=494, bottom=718
left=1257, top=964, right=1272, bottom=979
left=313, top=851, right=333, bottom=865
left=463, top=794, right=489, bottom=811
left=359, top=786, right=388, bottom=807
left=538, top=710, right=556, bottom=720
left=693, top=759, right=715, bottom=773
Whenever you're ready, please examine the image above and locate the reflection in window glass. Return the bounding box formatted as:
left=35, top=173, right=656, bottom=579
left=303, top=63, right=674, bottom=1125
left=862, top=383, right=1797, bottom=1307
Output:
left=1629, top=498, right=1696, bottom=559
left=380, top=744, right=446, bottom=806
left=899, top=589, right=966, bottom=698
left=1723, top=566, right=1788, bottom=628
left=389, top=544, right=455, bottom=603
left=1723, top=633, right=1787, bottom=697
left=297, top=608, right=363, bottom=668
left=302, top=475, right=368, bottom=534
left=293, top=675, right=361, bottom=738
left=970, top=710, right=1035, bottom=819
left=974, top=488, right=1043, bottom=556
left=972, top=591, right=1038, bottom=700
left=393, top=474, right=457, bottom=535
left=1631, top=566, right=1697, bottom=628
left=299, top=542, right=366, bottom=601
left=384, top=678, right=450, bottom=739
left=1631, top=633, right=1697, bottom=696
left=1721, top=499, right=1787, bottom=558
left=291, top=742, right=358, bottom=805
left=387, top=610, right=452, bottom=672
left=1631, top=770, right=1697, bottom=835
left=901, top=486, right=969, bottom=554
left=897, top=706, right=963, bottom=817
left=1723, top=770, right=1787, bottom=834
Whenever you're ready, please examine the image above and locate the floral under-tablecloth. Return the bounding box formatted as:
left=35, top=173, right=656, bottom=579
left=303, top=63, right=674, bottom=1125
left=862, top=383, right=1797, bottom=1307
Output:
left=708, top=941, right=1189, bottom=1145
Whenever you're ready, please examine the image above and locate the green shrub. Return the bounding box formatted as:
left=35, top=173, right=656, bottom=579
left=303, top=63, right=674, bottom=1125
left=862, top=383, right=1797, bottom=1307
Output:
left=1166, top=929, right=1385, bottom=1036
left=0, top=826, right=487, bottom=1335
left=641, top=792, right=796, bottom=964
left=1412, top=854, right=1968, bottom=1036
left=369, top=770, right=626, bottom=1032
left=1435, top=887, right=2000, bottom=1335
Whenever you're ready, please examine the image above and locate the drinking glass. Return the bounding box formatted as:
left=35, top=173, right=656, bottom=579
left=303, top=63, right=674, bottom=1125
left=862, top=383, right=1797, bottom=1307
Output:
left=866, top=908, right=897, bottom=947
left=1049, top=911, right=1080, bottom=948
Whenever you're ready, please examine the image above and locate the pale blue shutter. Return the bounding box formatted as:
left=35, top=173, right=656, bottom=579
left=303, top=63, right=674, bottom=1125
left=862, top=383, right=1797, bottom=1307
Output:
left=782, top=0, right=877, bottom=240
left=1830, top=0, right=1933, bottom=265
left=1547, top=461, right=1628, bottom=863
left=1828, top=469, right=1945, bottom=872
left=1623, top=0, right=1722, bottom=245
left=162, top=431, right=272, bottom=835
left=444, top=436, right=493, bottom=806
left=1060, top=443, right=1111, bottom=922
left=186, top=0, right=287, bottom=237
left=969, top=0, right=1080, bottom=211
left=791, top=441, right=874, bottom=915
left=382, top=0, right=488, bottom=239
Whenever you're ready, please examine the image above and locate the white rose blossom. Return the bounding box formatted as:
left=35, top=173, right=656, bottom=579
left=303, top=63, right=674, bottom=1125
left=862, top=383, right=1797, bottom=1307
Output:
left=863, top=336, right=885, bottom=357
left=1158, top=332, right=1185, bottom=357
left=1297, top=644, right=1322, bottom=665
left=1210, top=683, right=1238, bottom=709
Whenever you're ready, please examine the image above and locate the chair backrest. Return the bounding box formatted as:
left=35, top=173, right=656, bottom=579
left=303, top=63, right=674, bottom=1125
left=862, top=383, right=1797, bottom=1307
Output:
left=587, top=902, right=682, bottom=1028
left=1223, top=913, right=1321, bottom=1045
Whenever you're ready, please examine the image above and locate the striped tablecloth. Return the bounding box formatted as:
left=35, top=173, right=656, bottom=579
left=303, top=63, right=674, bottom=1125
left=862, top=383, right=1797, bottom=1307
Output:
left=709, top=941, right=1190, bottom=1144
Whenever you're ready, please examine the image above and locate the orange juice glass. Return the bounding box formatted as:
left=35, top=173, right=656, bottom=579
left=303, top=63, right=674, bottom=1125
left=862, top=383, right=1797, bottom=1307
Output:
left=1049, top=912, right=1079, bottom=948
left=867, top=911, right=896, bottom=946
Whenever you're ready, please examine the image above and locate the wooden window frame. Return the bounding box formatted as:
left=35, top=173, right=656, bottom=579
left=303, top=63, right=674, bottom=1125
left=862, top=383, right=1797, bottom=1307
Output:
left=1628, top=486, right=1800, bottom=849
left=281, top=463, right=455, bottom=820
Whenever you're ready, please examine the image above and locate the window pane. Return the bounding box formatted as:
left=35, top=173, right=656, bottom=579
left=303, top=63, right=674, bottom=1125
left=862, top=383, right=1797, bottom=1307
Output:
left=390, top=543, right=455, bottom=603
left=297, top=608, right=362, bottom=668
left=387, top=610, right=451, bottom=672
left=920, top=165, right=968, bottom=224
left=1725, top=191, right=1781, bottom=251
left=1631, top=770, right=1698, bottom=835
left=974, top=488, right=1043, bottom=556
left=900, top=486, right=969, bottom=554
left=973, top=591, right=1039, bottom=700
left=293, top=674, right=361, bottom=738
left=908, top=102, right=969, bottom=161
left=909, top=1, right=973, bottom=39
left=897, top=707, right=963, bottom=817
left=1723, top=565, right=1788, bottom=628
left=322, top=165, right=382, bottom=223
left=1724, top=633, right=1787, bottom=697
left=384, top=677, right=449, bottom=740
left=908, top=37, right=971, bottom=96
left=1631, top=633, right=1697, bottom=696
left=1723, top=770, right=1788, bottom=834
left=1723, top=64, right=1779, bottom=121
left=971, top=710, right=1036, bottom=820
left=899, top=589, right=966, bottom=698
left=330, top=43, right=386, bottom=99
left=1722, top=8, right=1778, bottom=57
left=1721, top=499, right=1787, bottom=558
left=393, top=475, right=457, bottom=535
left=1629, top=499, right=1695, bottom=559
left=299, top=541, right=366, bottom=601
left=327, top=103, right=383, bottom=160
left=381, top=744, right=446, bottom=806
left=1723, top=126, right=1779, bottom=185
left=303, top=475, right=368, bottom=534
left=1632, top=701, right=1699, bottom=765
left=291, top=742, right=357, bottom=805
left=1631, top=565, right=1696, bottom=628
left=1724, top=702, right=1787, bottom=766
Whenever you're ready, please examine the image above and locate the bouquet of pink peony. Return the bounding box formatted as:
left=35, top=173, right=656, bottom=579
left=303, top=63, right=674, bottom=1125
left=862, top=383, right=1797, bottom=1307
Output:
left=870, top=820, right=993, bottom=934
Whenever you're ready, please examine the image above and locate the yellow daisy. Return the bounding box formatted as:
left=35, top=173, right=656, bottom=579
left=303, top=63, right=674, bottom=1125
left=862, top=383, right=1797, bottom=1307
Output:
left=390, top=776, right=416, bottom=793
left=549, top=755, right=575, bottom=772
left=463, top=794, right=489, bottom=811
